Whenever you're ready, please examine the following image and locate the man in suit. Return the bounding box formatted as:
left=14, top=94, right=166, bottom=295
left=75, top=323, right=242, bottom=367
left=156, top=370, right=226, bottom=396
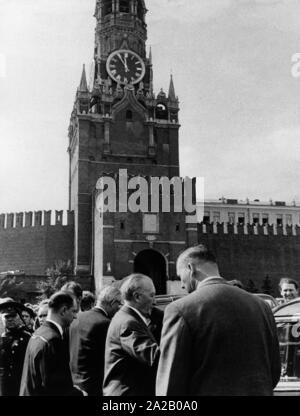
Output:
left=103, top=274, right=160, bottom=396
left=20, top=291, right=83, bottom=396
left=156, top=244, right=281, bottom=396
left=70, top=285, right=122, bottom=396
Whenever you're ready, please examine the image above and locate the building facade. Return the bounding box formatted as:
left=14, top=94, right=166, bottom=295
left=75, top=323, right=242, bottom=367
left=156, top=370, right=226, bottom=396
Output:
left=1, top=1, right=300, bottom=297
left=202, top=198, right=300, bottom=226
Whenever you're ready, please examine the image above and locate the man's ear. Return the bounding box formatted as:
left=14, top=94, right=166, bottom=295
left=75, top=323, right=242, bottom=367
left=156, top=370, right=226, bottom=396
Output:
left=59, top=305, right=67, bottom=316
left=188, top=262, right=197, bottom=278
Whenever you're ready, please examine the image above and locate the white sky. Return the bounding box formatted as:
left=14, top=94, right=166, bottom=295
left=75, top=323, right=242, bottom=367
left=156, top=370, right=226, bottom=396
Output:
left=0, top=0, right=300, bottom=213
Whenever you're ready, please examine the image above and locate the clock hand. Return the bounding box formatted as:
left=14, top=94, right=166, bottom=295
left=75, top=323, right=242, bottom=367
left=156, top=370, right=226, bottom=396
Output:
left=124, top=53, right=129, bottom=72
left=117, top=53, right=126, bottom=69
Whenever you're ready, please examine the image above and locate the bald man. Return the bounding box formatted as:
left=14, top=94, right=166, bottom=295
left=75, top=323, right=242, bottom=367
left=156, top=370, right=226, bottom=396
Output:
left=103, top=274, right=160, bottom=396
left=156, top=244, right=281, bottom=396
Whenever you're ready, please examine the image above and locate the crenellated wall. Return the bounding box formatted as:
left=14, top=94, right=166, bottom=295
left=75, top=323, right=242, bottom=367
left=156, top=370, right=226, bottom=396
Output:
left=198, top=222, right=300, bottom=294
left=0, top=210, right=74, bottom=275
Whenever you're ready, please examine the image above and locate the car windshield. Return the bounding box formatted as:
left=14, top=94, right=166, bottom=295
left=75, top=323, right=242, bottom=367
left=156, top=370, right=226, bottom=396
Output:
left=276, top=317, right=300, bottom=381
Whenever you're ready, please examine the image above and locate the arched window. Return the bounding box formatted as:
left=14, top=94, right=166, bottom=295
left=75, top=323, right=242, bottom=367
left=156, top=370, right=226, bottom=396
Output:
left=155, top=103, right=168, bottom=120
left=120, top=0, right=130, bottom=13
left=137, top=1, right=144, bottom=21
left=126, top=110, right=133, bottom=120
left=103, top=0, right=112, bottom=16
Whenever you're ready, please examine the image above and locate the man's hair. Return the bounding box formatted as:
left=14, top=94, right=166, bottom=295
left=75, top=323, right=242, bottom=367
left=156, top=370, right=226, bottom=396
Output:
left=39, top=299, right=49, bottom=308
left=80, top=291, right=95, bottom=311
left=279, top=278, right=299, bottom=290
left=120, top=274, right=150, bottom=302
left=61, top=281, right=83, bottom=300
left=48, top=291, right=74, bottom=313
left=178, top=244, right=217, bottom=268
left=97, top=286, right=121, bottom=305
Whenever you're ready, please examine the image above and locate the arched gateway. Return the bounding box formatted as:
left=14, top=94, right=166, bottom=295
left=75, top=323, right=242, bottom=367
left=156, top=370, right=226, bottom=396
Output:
left=134, top=250, right=167, bottom=295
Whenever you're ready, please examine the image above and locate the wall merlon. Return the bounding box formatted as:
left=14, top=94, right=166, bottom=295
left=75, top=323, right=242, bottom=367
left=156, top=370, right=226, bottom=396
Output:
left=16, top=213, right=24, bottom=228
left=0, top=210, right=75, bottom=230
left=7, top=213, right=14, bottom=228
left=0, top=214, right=5, bottom=228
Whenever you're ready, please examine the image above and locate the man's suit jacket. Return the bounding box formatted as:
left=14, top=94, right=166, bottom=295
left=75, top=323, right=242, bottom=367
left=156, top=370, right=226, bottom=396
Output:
left=156, top=278, right=281, bottom=396
left=103, top=305, right=160, bottom=396
left=20, top=321, right=81, bottom=396
left=69, top=308, right=110, bottom=395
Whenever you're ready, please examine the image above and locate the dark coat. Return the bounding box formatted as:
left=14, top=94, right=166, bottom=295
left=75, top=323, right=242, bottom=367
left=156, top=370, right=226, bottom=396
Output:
left=156, top=278, right=281, bottom=396
left=0, top=327, right=31, bottom=396
left=103, top=305, right=160, bottom=396
left=149, top=306, right=164, bottom=344
left=19, top=321, right=81, bottom=396
left=69, top=307, right=110, bottom=396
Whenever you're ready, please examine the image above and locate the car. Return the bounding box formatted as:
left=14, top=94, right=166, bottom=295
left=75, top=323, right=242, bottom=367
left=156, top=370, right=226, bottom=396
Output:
left=254, top=293, right=279, bottom=309
left=272, top=298, right=300, bottom=395
left=155, top=292, right=279, bottom=311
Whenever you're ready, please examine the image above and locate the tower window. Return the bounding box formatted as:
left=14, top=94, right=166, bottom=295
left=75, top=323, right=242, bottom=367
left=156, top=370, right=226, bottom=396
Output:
left=126, top=110, right=133, bottom=120
left=120, top=221, right=125, bottom=230
left=137, top=1, right=144, bottom=21
left=175, top=223, right=180, bottom=232
left=120, top=0, right=130, bottom=13
left=155, top=103, right=168, bottom=120
left=103, top=0, right=112, bottom=16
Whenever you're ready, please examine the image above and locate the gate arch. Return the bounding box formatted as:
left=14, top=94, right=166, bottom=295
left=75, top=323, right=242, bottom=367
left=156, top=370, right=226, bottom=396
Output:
left=133, top=249, right=167, bottom=295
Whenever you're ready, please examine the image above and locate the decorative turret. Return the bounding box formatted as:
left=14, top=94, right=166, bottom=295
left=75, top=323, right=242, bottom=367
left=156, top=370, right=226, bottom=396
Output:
left=76, top=64, right=91, bottom=114
left=168, top=74, right=176, bottom=103
left=79, top=64, right=88, bottom=92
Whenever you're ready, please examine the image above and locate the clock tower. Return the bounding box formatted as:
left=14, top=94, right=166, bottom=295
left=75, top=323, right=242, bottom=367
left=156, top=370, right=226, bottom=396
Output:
left=68, top=0, right=197, bottom=293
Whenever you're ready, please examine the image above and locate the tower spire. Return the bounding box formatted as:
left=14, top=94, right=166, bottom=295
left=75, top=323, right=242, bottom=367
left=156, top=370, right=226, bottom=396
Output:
left=168, top=74, right=176, bottom=101
left=79, top=64, right=88, bottom=92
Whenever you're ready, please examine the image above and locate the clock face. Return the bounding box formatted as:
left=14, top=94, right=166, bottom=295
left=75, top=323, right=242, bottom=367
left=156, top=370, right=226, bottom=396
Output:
left=106, top=49, right=145, bottom=85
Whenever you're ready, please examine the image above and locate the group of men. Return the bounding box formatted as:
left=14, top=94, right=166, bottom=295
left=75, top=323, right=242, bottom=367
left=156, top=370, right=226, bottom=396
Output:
left=0, top=244, right=288, bottom=396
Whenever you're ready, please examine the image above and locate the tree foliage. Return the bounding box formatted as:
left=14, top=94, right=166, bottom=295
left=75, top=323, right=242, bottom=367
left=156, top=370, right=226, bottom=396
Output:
left=37, top=260, right=73, bottom=300
left=0, top=276, right=24, bottom=300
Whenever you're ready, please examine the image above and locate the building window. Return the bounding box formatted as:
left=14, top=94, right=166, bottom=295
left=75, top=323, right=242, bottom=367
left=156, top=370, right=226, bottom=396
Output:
left=262, top=214, right=269, bottom=225
left=155, top=103, right=168, bottom=120
left=238, top=213, right=245, bottom=225
left=228, top=212, right=235, bottom=224
left=126, top=110, right=133, bottom=120
left=286, top=214, right=292, bottom=225
left=103, top=0, right=112, bottom=16
left=253, top=213, right=260, bottom=225
left=277, top=214, right=283, bottom=226
left=143, top=214, right=159, bottom=234
left=213, top=212, right=220, bottom=223
left=120, top=0, right=130, bottom=13
left=120, top=221, right=125, bottom=230
left=203, top=211, right=210, bottom=224
left=175, top=223, right=180, bottom=232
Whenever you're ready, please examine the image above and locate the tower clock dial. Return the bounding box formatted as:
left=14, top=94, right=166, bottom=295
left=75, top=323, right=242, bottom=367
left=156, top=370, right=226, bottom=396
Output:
left=106, top=49, right=146, bottom=85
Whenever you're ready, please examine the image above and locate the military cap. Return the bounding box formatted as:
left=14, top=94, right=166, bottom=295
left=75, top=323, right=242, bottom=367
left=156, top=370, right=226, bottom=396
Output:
left=0, top=297, right=28, bottom=315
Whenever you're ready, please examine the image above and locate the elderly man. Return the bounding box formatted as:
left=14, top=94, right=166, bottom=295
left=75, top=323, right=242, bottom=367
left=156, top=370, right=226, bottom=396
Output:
left=103, top=274, right=160, bottom=396
left=156, top=244, right=281, bottom=396
left=0, top=298, right=31, bottom=396
left=20, top=291, right=82, bottom=396
left=279, top=278, right=299, bottom=303
left=70, top=286, right=122, bottom=396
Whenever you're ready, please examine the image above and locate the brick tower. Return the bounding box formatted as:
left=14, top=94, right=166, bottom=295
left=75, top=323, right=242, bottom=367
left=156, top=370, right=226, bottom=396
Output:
left=68, top=0, right=197, bottom=293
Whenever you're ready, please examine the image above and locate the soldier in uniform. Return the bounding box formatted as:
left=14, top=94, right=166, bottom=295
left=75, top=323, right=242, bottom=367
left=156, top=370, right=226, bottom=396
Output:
left=0, top=298, right=31, bottom=396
